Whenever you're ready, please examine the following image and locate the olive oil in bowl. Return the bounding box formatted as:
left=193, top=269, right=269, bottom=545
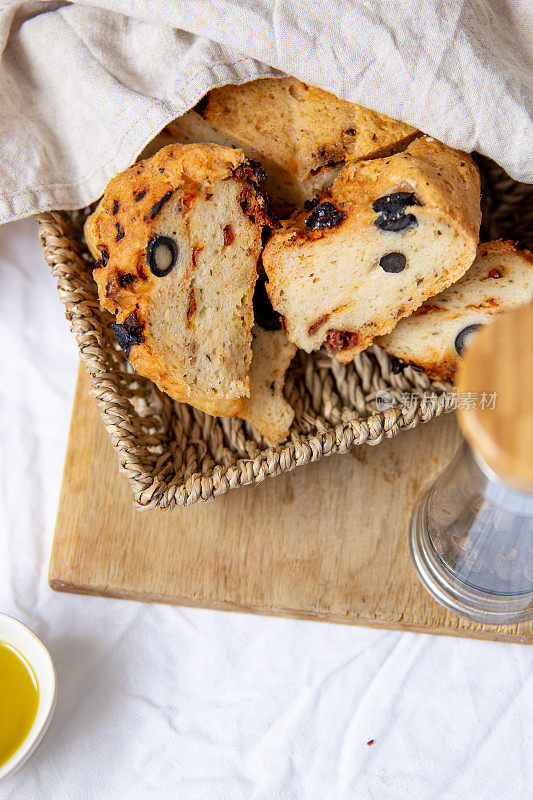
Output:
left=0, top=642, right=39, bottom=768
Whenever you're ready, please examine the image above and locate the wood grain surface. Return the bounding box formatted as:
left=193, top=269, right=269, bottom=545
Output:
left=49, top=366, right=533, bottom=643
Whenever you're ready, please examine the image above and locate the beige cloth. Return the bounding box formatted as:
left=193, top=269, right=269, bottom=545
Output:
left=0, top=0, right=531, bottom=224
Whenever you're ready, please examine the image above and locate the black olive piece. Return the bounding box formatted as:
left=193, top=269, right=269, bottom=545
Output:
left=373, top=192, right=420, bottom=234
left=96, top=246, right=109, bottom=267
left=372, top=192, right=420, bottom=213
left=147, top=236, right=179, bottom=277
left=303, top=197, right=320, bottom=210
left=111, top=311, right=145, bottom=358
left=390, top=355, right=407, bottom=374
left=375, top=213, right=418, bottom=233
left=305, top=202, right=345, bottom=230
left=253, top=274, right=282, bottom=331
left=455, top=323, right=483, bottom=356
left=150, top=190, right=173, bottom=219
left=379, top=252, right=407, bottom=273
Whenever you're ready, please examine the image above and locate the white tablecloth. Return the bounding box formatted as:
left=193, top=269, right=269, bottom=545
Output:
left=1, top=219, right=532, bottom=799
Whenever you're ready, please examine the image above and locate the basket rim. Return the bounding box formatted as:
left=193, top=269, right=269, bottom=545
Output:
left=37, top=209, right=453, bottom=510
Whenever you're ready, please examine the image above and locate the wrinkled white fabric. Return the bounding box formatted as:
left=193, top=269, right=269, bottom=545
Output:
left=1, top=219, right=532, bottom=798
left=0, top=0, right=532, bottom=225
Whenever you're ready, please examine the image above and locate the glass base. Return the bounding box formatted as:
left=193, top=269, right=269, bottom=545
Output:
left=410, top=487, right=533, bottom=625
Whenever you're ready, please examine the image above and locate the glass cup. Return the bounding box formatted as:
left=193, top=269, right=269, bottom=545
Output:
left=410, top=438, right=533, bottom=624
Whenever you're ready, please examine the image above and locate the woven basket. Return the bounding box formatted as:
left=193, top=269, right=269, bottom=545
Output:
left=37, top=156, right=532, bottom=510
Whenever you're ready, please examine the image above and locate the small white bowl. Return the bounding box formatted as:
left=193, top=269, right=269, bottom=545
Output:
left=0, top=614, right=56, bottom=781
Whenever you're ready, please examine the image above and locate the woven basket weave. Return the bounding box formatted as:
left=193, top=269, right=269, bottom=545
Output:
left=37, top=156, right=532, bottom=510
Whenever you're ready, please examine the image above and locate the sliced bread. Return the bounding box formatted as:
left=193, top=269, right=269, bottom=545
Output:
left=85, top=142, right=274, bottom=417
left=377, top=241, right=533, bottom=380
left=262, top=136, right=481, bottom=363
left=239, top=325, right=297, bottom=444
left=168, top=78, right=418, bottom=209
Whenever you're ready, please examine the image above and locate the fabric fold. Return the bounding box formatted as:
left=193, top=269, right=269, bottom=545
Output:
left=0, top=0, right=531, bottom=225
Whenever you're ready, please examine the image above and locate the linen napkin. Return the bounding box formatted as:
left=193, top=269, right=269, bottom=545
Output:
left=0, top=0, right=531, bottom=225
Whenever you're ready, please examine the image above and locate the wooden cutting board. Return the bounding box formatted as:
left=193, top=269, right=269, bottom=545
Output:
left=50, top=366, right=533, bottom=643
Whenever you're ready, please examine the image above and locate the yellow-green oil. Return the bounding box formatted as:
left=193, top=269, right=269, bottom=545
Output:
left=0, top=642, right=39, bottom=767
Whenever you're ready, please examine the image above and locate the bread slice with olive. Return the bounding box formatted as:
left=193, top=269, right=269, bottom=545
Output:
left=85, top=142, right=275, bottom=418
left=169, top=77, right=418, bottom=211
left=376, top=241, right=533, bottom=381
left=262, top=136, right=482, bottom=364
